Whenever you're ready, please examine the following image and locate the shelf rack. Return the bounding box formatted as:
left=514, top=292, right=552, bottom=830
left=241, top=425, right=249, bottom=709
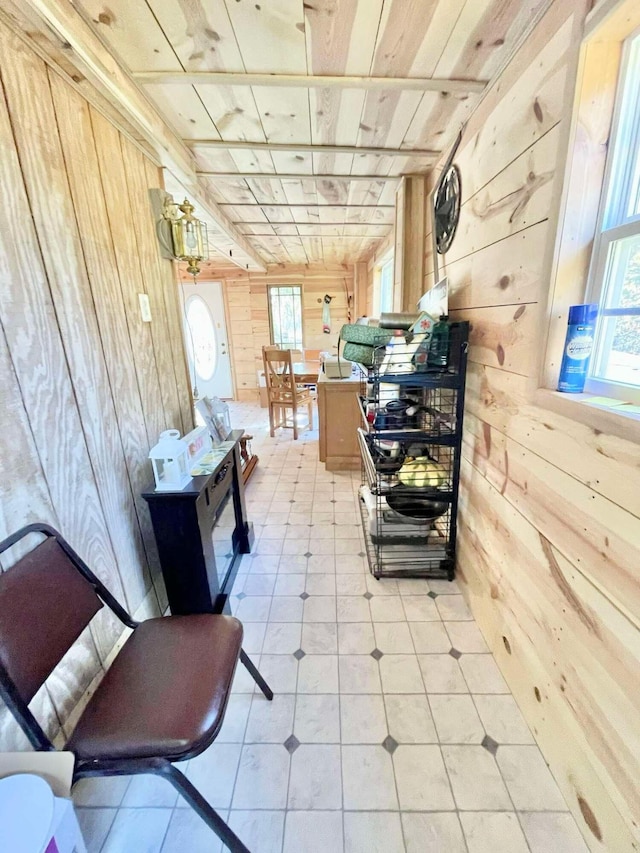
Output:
left=357, top=321, right=469, bottom=580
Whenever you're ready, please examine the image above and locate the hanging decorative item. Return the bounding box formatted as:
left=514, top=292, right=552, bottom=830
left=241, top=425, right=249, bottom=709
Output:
left=322, top=293, right=333, bottom=334
left=434, top=164, right=461, bottom=255
left=151, top=189, right=209, bottom=277
left=429, top=129, right=463, bottom=282
left=343, top=278, right=353, bottom=323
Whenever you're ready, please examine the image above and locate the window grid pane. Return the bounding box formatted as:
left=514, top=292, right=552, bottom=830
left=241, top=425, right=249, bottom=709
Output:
left=269, top=286, right=303, bottom=349
left=379, top=259, right=394, bottom=314
left=603, top=34, right=640, bottom=229
left=587, top=31, right=640, bottom=396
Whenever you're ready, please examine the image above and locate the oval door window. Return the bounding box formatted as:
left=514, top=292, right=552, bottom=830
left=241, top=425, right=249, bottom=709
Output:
left=185, top=295, right=217, bottom=382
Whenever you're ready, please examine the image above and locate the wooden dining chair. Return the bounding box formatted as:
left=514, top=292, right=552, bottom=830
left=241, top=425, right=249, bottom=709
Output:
left=262, top=348, right=313, bottom=440
left=0, top=523, right=274, bottom=853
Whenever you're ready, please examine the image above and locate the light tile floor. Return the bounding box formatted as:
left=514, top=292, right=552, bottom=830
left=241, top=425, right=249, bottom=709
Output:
left=74, top=402, right=588, bottom=853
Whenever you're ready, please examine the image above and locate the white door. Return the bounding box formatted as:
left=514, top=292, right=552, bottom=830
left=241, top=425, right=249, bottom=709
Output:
left=181, top=281, right=234, bottom=399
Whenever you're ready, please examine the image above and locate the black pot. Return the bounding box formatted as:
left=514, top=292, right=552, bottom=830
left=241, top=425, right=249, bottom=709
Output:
left=382, top=399, right=419, bottom=428
left=385, top=399, right=411, bottom=414
left=386, top=486, right=448, bottom=521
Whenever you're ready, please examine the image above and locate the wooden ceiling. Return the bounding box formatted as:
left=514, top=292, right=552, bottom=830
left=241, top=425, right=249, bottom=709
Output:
left=72, top=0, right=550, bottom=266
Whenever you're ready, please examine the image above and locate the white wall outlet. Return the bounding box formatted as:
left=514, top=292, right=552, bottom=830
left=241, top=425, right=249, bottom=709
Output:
left=138, top=293, right=152, bottom=322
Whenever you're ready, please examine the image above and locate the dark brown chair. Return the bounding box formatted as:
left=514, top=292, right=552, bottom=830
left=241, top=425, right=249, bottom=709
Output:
left=0, top=523, right=273, bottom=853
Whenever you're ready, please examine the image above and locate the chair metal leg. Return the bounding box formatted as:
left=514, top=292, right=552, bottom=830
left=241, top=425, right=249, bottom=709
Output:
left=240, top=648, right=273, bottom=700
left=159, top=763, right=250, bottom=853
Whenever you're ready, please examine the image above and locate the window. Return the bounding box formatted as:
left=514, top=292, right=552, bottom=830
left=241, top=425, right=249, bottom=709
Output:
left=587, top=30, right=640, bottom=402
left=268, top=285, right=303, bottom=349
left=378, top=257, right=394, bottom=315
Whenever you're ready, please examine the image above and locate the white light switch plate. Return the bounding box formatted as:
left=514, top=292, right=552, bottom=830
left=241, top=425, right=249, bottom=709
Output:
left=138, top=293, right=152, bottom=322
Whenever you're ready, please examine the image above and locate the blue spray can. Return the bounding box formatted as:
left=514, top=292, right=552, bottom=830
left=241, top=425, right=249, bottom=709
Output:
left=557, top=304, right=598, bottom=392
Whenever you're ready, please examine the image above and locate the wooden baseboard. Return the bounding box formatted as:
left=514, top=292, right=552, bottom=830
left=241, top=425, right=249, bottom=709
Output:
left=325, top=456, right=360, bottom=471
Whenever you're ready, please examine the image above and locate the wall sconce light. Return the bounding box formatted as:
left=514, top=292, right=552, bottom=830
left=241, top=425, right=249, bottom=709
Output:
left=154, top=192, right=209, bottom=277
left=165, top=197, right=208, bottom=276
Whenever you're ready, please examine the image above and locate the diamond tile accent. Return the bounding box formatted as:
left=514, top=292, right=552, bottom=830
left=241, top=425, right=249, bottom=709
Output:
left=382, top=735, right=398, bottom=754
left=482, top=734, right=499, bottom=756
left=76, top=400, right=582, bottom=853
left=284, top=734, right=301, bottom=754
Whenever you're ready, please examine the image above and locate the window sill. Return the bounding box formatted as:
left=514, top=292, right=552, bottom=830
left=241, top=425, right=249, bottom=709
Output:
left=535, top=388, right=640, bottom=444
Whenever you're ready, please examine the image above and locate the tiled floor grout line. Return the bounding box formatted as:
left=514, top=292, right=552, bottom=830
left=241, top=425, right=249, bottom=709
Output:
left=157, top=802, right=176, bottom=853
left=81, top=408, right=584, bottom=851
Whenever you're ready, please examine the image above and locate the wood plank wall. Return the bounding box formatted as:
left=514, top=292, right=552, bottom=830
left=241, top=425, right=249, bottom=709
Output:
left=424, top=2, right=640, bottom=850
left=0, top=23, right=193, bottom=749
left=183, top=263, right=356, bottom=399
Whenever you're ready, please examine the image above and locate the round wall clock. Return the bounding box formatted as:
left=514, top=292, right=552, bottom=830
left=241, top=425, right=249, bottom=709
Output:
left=434, top=164, right=461, bottom=255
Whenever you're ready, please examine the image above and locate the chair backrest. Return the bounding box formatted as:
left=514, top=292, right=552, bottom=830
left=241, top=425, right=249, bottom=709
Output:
left=0, top=524, right=133, bottom=747
left=261, top=344, right=281, bottom=365
left=263, top=347, right=294, bottom=395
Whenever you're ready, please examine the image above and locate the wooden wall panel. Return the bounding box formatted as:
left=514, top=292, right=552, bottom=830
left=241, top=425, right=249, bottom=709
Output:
left=0, top=330, right=63, bottom=749
left=449, top=303, right=538, bottom=375
left=457, top=462, right=640, bottom=851
left=50, top=74, right=155, bottom=608
left=0, top=22, right=190, bottom=748
left=90, top=110, right=166, bottom=446
left=0, top=27, right=127, bottom=663
left=422, top=1, right=640, bottom=848
left=145, top=161, right=194, bottom=437
left=120, top=138, right=184, bottom=434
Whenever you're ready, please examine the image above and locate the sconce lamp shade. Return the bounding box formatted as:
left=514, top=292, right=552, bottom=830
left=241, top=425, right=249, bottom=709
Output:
left=168, top=198, right=209, bottom=276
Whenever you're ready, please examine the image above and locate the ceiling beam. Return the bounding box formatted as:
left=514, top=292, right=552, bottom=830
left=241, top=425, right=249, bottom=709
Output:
left=133, top=71, right=487, bottom=95
left=236, top=222, right=388, bottom=226
left=198, top=171, right=404, bottom=182
left=189, top=140, right=438, bottom=158
left=221, top=203, right=394, bottom=209
left=245, top=234, right=386, bottom=239
left=5, top=0, right=267, bottom=271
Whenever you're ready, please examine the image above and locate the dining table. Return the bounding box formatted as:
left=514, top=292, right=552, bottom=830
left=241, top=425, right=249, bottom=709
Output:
left=292, top=361, right=321, bottom=384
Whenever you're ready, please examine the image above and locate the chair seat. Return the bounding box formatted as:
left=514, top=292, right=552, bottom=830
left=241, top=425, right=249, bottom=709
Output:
left=66, top=615, right=243, bottom=762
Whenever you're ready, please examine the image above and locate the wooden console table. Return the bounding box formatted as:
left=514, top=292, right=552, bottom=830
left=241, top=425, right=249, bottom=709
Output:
left=142, top=430, right=253, bottom=615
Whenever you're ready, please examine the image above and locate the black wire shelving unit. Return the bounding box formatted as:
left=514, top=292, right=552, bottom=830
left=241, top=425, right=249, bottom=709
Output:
left=357, top=321, right=469, bottom=580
